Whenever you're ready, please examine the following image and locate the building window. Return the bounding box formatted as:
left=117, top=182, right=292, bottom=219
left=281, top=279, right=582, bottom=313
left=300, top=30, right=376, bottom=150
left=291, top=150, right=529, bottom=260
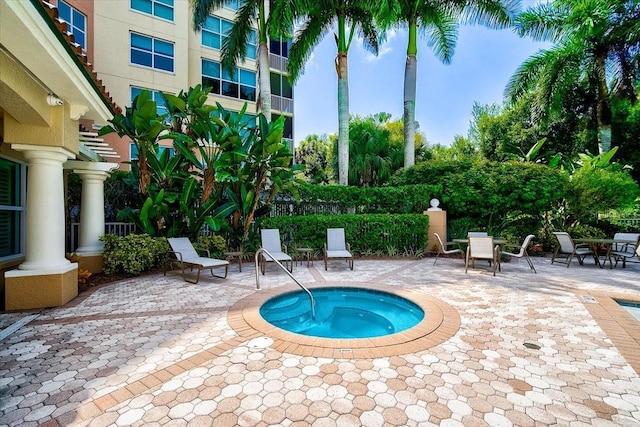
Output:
left=0, top=158, right=25, bottom=260
left=58, top=1, right=86, bottom=50
left=269, top=37, right=290, bottom=58
left=202, top=16, right=256, bottom=60
left=131, top=87, right=168, bottom=117
left=130, top=32, right=174, bottom=72
left=272, top=114, right=293, bottom=140
left=270, top=73, right=293, bottom=99
left=131, top=0, right=174, bottom=21
left=202, top=59, right=256, bottom=102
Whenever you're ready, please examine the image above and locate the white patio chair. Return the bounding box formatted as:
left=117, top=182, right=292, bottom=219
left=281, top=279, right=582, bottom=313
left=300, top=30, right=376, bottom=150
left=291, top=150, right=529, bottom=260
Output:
left=165, top=237, right=229, bottom=284
left=433, top=232, right=463, bottom=266
left=465, top=236, right=499, bottom=276
left=501, top=234, right=536, bottom=273
left=611, top=232, right=640, bottom=268
left=259, top=229, right=293, bottom=275
left=324, top=228, right=354, bottom=270
left=551, top=232, right=595, bottom=267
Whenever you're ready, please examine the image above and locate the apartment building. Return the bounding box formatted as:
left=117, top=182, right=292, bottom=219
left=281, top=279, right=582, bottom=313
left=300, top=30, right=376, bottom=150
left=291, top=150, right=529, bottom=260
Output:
left=56, top=0, right=294, bottom=163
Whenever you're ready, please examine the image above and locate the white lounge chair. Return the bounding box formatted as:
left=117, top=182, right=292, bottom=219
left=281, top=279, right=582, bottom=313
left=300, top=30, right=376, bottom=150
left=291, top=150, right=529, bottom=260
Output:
left=259, top=229, right=293, bottom=275
left=465, top=236, right=499, bottom=276
left=165, top=237, right=229, bottom=284
left=433, top=232, right=463, bottom=266
left=501, top=234, right=536, bottom=273
left=324, top=228, right=354, bottom=270
left=551, top=232, right=595, bottom=267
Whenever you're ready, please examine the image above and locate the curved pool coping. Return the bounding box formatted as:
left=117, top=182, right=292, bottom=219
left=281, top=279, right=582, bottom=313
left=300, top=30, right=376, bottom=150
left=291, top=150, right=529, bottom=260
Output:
left=228, top=283, right=461, bottom=358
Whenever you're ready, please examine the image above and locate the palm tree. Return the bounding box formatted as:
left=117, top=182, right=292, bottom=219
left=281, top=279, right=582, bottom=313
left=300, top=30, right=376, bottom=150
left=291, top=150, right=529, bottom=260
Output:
left=379, top=0, right=516, bottom=169
left=506, top=0, right=640, bottom=154
left=287, top=0, right=380, bottom=185
left=192, top=0, right=274, bottom=120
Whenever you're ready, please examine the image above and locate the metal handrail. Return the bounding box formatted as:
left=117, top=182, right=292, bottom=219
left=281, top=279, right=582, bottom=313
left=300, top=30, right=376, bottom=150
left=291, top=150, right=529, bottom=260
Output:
left=255, top=248, right=316, bottom=320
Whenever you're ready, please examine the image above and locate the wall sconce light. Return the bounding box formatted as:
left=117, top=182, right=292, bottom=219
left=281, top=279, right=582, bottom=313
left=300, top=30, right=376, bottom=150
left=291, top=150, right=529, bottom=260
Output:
left=47, top=94, right=63, bottom=106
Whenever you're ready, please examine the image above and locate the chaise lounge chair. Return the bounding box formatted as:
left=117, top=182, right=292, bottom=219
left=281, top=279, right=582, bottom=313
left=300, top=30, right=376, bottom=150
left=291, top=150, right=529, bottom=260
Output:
left=259, top=229, right=293, bottom=275
left=324, top=228, right=354, bottom=270
left=165, top=237, right=229, bottom=284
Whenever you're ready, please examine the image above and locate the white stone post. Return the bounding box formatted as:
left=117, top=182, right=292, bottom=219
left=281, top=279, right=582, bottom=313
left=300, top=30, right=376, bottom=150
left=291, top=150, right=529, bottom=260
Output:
left=66, top=161, right=118, bottom=255
left=11, top=145, right=74, bottom=270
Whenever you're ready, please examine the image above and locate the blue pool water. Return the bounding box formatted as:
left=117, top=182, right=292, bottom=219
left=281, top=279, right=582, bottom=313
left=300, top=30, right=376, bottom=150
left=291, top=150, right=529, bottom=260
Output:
left=259, top=287, right=425, bottom=338
left=618, top=300, right=640, bottom=321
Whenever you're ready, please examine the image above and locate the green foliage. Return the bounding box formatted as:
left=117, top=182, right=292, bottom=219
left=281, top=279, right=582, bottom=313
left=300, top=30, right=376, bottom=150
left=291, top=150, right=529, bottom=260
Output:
left=192, top=235, right=227, bottom=259
left=294, top=134, right=332, bottom=184
left=566, top=166, right=640, bottom=221
left=286, top=183, right=442, bottom=214
left=261, top=214, right=429, bottom=255
left=100, top=234, right=169, bottom=275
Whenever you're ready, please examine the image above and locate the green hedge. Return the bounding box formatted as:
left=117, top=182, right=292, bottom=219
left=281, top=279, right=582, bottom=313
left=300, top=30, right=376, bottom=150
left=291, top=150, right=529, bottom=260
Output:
left=261, top=214, right=429, bottom=256
left=101, top=234, right=168, bottom=275
left=273, top=183, right=442, bottom=215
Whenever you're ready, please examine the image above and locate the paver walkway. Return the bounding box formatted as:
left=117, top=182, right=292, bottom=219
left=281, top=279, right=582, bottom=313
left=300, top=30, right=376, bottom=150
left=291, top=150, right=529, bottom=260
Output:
left=1, top=255, right=639, bottom=426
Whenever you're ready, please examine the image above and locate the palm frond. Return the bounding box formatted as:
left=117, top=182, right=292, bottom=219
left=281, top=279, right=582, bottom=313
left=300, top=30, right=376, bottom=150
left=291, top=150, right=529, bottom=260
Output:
left=220, top=0, right=259, bottom=75
left=505, top=48, right=558, bottom=103
left=420, top=9, right=458, bottom=64
left=513, top=2, right=568, bottom=42
left=287, top=12, right=334, bottom=82
left=192, top=0, right=226, bottom=30
left=460, top=0, right=517, bottom=29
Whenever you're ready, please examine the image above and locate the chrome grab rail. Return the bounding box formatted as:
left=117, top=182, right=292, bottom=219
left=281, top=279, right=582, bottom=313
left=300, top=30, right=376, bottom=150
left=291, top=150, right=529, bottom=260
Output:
left=255, top=248, right=316, bottom=320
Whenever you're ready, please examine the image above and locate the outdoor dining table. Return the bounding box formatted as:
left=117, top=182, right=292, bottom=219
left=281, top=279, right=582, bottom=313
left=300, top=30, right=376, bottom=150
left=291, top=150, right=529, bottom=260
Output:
left=573, top=238, right=637, bottom=269
left=453, top=238, right=508, bottom=247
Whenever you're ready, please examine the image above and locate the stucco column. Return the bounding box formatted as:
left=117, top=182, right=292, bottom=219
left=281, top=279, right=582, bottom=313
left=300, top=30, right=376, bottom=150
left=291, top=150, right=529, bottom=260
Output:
left=12, top=145, right=75, bottom=270
left=66, top=161, right=118, bottom=255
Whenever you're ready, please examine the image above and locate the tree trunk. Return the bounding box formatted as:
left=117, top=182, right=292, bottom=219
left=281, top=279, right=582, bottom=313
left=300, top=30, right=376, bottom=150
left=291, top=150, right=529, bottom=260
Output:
left=337, top=52, right=349, bottom=185
left=258, top=41, right=272, bottom=121
left=595, top=55, right=612, bottom=154
left=404, top=54, right=417, bottom=168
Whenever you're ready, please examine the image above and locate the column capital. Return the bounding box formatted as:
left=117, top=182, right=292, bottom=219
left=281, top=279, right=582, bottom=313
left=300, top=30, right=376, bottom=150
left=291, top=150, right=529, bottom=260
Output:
left=11, top=144, right=75, bottom=164
left=65, top=160, right=119, bottom=180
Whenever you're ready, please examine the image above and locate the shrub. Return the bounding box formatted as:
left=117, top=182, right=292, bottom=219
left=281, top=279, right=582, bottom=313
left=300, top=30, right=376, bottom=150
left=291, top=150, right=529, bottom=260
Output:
left=261, top=214, right=429, bottom=256
left=193, top=235, right=227, bottom=258
left=101, top=234, right=169, bottom=275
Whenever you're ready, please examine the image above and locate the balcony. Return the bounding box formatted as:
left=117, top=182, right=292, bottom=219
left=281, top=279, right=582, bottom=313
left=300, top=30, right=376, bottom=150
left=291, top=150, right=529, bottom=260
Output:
left=269, top=53, right=288, bottom=72
left=271, top=95, right=293, bottom=113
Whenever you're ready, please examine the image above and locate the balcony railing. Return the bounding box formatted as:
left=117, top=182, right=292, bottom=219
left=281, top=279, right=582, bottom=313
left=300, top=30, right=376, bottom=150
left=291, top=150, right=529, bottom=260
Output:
left=269, top=54, right=288, bottom=72
left=271, top=95, right=293, bottom=113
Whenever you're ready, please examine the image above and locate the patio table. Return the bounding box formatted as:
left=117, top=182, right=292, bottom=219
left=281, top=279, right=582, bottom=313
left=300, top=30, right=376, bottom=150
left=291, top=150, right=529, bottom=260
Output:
left=573, top=238, right=636, bottom=269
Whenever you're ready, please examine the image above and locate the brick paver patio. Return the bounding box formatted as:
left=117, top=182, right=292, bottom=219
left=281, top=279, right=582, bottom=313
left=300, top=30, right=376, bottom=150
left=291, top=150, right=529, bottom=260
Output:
left=1, top=255, right=639, bottom=426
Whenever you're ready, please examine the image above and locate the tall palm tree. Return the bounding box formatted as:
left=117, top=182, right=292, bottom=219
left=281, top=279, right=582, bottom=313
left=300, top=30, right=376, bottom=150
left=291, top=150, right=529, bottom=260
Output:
left=287, top=1, right=380, bottom=185
left=506, top=0, right=640, bottom=154
left=379, top=0, right=516, bottom=169
left=192, top=0, right=273, bottom=120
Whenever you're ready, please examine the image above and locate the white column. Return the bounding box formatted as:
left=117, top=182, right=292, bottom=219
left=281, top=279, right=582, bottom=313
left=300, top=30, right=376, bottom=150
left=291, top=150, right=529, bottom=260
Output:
left=66, top=161, right=118, bottom=255
left=12, top=145, right=75, bottom=270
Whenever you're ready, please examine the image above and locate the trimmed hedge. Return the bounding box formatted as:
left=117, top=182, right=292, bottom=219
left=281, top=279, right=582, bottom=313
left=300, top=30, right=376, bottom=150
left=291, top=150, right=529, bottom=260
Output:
left=261, top=214, right=429, bottom=256
left=101, top=234, right=168, bottom=275
left=274, top=183, right=442, bottom=215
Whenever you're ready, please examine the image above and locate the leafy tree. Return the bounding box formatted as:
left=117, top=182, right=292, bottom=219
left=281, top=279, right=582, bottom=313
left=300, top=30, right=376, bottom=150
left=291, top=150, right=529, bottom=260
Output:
left=378, top=0, right=516, bottom=168
left=294, top=134, right=332, bottom=184
left=287, top=0, right=380, bottom=185
left=508, top=0, right=640, bottom=154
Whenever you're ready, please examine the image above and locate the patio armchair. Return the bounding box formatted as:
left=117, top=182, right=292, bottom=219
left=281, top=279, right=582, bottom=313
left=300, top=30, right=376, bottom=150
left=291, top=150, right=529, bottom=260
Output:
left=551, top=232, right=595, bottom=267
left=259, top=229, right=293, bottom=275
left=324, top=228, right=354, bottom=270
left=465, top=236, right=500, bottom=276
left=611, top=232, right=640, bottom=268
left=433, top=232, right=463, bottom=266
left=165, top=237, right=229, bottom=284
left=500, top=234, right=536, bottom=273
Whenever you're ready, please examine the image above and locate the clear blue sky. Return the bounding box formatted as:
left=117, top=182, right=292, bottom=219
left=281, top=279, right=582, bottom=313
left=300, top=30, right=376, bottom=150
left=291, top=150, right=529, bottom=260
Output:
left=293, top=24, right=548, bottom=147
